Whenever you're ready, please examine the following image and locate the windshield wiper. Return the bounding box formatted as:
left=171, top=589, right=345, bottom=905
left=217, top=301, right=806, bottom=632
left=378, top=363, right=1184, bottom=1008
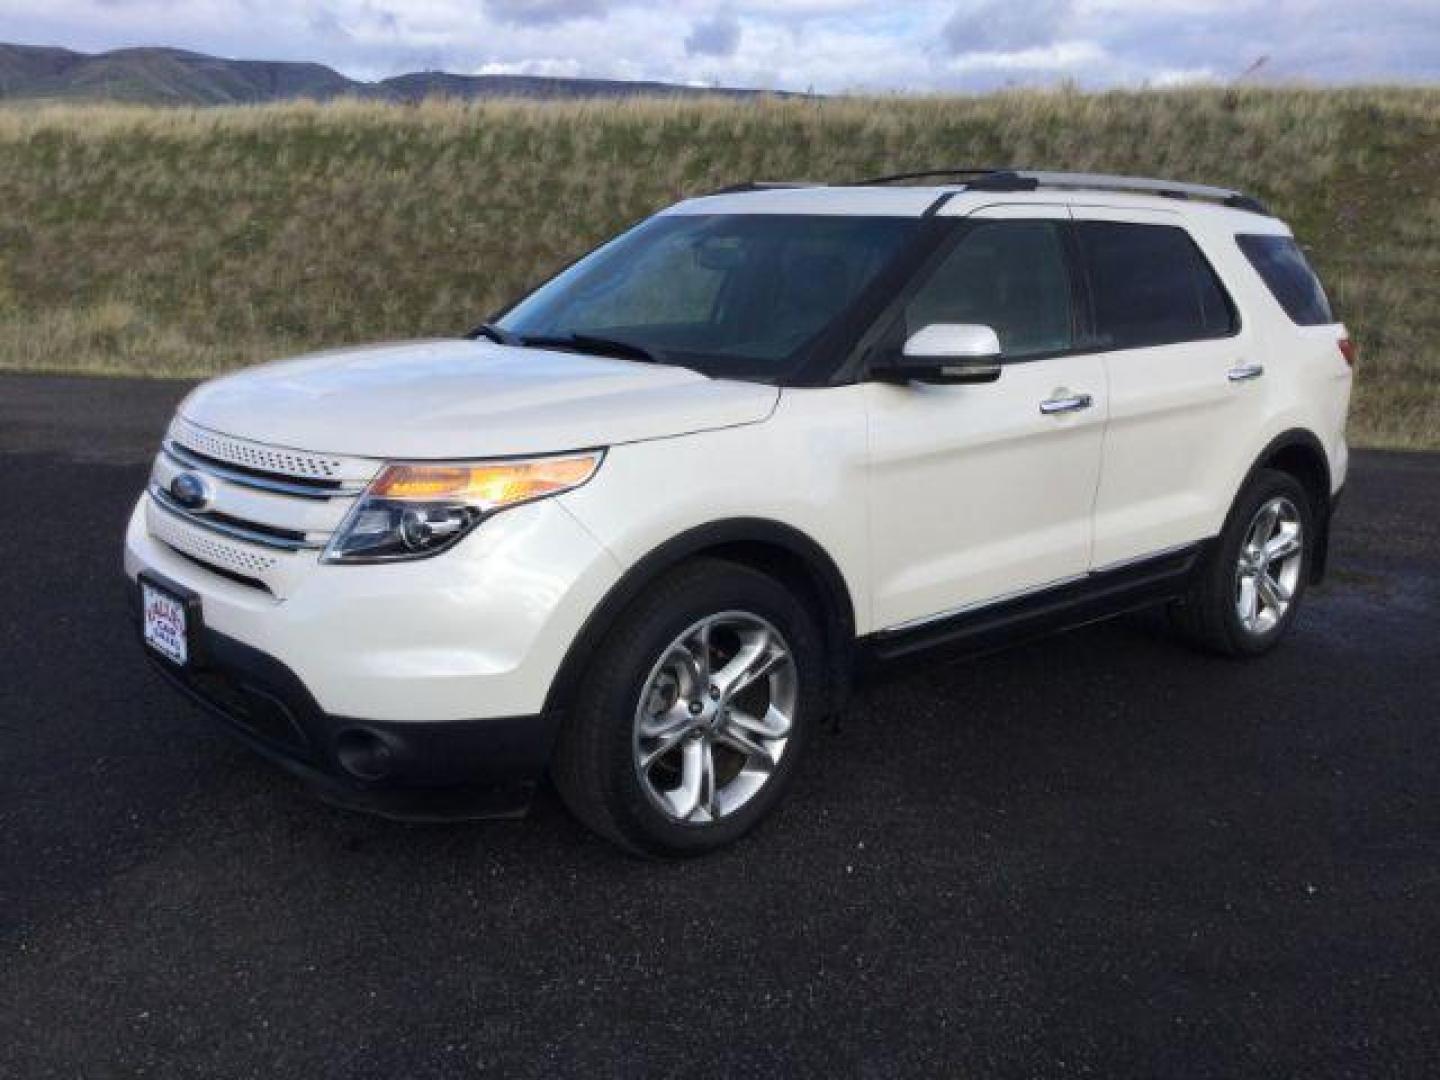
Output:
left=466, top=322, right=519, bottom=346
left=519, top=332, right=666, bottom=365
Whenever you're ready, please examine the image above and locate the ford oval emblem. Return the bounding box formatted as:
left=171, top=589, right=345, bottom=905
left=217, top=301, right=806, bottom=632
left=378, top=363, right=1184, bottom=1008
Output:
left=169, top=471, right=214, bottom=511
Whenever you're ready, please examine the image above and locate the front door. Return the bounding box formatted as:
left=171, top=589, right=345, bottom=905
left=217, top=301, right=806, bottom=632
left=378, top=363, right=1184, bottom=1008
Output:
left=864, top=204, right=1107, bottom=631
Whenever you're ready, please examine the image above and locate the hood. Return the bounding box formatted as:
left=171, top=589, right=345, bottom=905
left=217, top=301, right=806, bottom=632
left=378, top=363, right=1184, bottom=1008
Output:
left=178, top=339, right=779, bottom=459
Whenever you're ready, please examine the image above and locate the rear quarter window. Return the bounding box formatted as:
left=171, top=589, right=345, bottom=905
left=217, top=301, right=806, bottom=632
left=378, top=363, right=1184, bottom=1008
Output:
left=1235, top=234, right=1335, bottom=326
left=1076, top=221, right=1237, bottom=350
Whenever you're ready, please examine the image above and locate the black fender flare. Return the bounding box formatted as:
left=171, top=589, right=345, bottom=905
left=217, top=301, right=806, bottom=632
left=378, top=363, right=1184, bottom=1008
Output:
left=543, top=518, right=858, bottom=721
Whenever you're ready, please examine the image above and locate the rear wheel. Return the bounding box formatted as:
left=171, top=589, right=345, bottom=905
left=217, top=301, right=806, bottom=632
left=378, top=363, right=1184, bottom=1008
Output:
left=551, top=558, right=823, bottom=857
left=1172, top=468, right=1314, bottom=656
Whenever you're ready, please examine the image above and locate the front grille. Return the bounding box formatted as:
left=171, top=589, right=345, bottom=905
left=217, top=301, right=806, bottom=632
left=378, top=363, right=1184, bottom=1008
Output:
left=165, top=440, right=347, bottom=497
left=170, top=416, right=350, bottom=482
left=147, top=419, right=380, bottom=595
left=168, top=547, right=271, bottom=593
left=150, top=483, right=317, bottom=549
left=148, top=505, right=284, bottom=579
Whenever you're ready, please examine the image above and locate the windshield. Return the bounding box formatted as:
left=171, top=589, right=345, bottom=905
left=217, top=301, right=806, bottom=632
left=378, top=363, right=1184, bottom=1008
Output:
left=497, top=214, right=920, bottom=381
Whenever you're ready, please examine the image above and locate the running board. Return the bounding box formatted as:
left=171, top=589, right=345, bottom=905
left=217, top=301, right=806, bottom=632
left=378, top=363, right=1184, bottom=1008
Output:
left=864, top=541, right=1210, bottom=664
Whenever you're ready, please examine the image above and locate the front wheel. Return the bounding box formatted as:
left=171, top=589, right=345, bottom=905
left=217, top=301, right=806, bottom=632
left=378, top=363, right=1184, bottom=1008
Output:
left=551, top=558, right=824, bottom=857
left=1172, top=468, right=1314, bottom=656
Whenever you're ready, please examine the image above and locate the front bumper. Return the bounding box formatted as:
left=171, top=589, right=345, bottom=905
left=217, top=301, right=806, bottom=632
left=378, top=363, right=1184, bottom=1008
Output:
left=134, top=580, right=558, bottom=819
left=124, top=494, right=621, bottom=721
left=124, top=490, right=624, bottom=819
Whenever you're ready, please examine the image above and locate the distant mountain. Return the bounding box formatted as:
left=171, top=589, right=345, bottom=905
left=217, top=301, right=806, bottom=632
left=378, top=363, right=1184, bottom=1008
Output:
left=0, top=42, right=772, bottom=106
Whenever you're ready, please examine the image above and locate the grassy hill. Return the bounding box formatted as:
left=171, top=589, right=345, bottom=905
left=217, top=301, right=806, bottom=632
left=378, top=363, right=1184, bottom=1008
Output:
left=0, top=89, right=1435, bottom=448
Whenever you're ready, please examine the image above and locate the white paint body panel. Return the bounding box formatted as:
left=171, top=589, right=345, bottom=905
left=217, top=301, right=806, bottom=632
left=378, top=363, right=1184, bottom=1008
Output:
left=178, top=338, right=779, bottom=459
left=560, top=387, right=874, bottom=628
left=864, top=360, right=1106, bottom=628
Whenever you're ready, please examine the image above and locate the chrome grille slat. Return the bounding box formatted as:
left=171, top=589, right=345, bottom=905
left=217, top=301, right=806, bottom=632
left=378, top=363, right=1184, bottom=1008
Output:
left=145, top=503, right=282, bottom=584
left=169, top=417, right=355, bottom=482
left=150, top=484, right=324, bottom=552
left=162, top=442, right=364, bottom=500
left=144, top=499, right=305, bottom=599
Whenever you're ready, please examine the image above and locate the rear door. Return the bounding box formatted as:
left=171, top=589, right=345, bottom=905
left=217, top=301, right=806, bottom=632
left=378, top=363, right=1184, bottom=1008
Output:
left=863, top=204, right=1107, bottom=630
left=1070, top=207, right=1265, bottom=568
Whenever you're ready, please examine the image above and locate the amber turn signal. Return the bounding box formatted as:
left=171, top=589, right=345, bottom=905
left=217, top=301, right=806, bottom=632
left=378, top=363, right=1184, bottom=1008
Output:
left=369, top=453, right=602, bottom=512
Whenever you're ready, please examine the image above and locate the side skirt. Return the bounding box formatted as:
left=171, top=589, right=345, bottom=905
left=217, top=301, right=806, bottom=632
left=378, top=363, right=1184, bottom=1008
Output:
left=861, top=541, right=1211, bottom=665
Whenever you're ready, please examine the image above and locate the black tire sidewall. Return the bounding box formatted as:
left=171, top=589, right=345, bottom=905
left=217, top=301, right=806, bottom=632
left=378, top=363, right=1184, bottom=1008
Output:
left=572, top=560, right=825, bottom=856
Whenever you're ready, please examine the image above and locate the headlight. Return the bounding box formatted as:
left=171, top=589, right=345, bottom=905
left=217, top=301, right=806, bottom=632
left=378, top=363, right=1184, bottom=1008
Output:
left=322, top=451, right=603, bottom=563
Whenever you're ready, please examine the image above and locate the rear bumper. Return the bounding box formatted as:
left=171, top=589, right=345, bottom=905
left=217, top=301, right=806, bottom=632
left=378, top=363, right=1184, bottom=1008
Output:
left=135, top=582, right=558, bottom=820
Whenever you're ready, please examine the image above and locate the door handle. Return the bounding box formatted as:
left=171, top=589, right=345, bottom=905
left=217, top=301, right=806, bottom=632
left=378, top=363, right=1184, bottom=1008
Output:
left=1039, top=393, right=1094, bottom=415
left=1227, top=363, right=1265, bottom=382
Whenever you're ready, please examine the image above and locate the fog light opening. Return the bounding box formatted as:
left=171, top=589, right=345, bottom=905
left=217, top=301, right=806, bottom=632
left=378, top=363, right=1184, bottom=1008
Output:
left=335, top=729, right=396, bottom=782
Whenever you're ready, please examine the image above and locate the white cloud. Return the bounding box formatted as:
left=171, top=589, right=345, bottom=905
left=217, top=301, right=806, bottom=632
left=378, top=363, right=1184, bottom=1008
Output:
left=475, top=57, right=586, bottom=77
left=1150, top=66, right=1220, bottom=87
left=943, top=40, right=1105, bottom=73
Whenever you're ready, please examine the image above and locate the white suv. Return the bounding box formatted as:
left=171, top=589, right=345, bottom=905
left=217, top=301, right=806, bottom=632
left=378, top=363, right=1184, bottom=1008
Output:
left=126, top=170, right=1354, bottom=855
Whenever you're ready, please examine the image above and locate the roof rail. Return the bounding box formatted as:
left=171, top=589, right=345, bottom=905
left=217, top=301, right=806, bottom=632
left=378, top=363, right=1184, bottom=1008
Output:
left=848, top=167, right=1271, bottom=215
left=704, top=180, right=824, bottom=196
left=841, top=167, right=1011, bottom=186
left=705, top=170, right=1270, bottom=215
left=994, top=171, right=1269, bottom=214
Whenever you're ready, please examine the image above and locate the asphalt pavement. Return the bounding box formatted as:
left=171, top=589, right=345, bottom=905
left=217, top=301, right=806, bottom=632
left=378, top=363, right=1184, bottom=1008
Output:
left=2, top=373, right=1438, bottom=1077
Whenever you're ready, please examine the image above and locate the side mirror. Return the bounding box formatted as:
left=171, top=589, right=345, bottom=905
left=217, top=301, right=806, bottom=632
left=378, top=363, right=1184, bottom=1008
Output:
left=890, top=323, right=1003, bottom=385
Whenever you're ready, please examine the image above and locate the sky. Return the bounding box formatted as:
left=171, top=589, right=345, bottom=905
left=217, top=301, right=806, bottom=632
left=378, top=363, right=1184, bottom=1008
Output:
left=2, top=0, right=1437, bottom=93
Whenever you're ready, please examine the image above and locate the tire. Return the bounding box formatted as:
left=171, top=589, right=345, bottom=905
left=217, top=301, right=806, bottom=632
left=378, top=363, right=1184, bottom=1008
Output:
left=1171, top=468, right=1314, bottom=657
left=551, top=557, right=825, bottom=857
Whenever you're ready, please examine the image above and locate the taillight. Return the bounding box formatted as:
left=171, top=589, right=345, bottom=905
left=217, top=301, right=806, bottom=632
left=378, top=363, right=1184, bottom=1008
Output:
left=1338, top=336, right=1357, bottom=367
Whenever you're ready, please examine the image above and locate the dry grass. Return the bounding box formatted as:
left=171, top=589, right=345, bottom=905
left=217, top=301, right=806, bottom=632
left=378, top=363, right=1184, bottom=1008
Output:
left=0, top=89, right=1436, bottom=448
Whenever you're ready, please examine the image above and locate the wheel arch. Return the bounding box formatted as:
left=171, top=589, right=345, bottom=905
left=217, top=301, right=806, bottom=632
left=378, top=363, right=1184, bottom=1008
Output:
left=543, top=518, right=857, bottom=721
left=1242, top=428, right=1335, bottom=583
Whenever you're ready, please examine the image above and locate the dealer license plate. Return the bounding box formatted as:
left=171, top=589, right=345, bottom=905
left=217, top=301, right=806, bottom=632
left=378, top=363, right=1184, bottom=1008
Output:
left=141, top=578, right=191, bottom=666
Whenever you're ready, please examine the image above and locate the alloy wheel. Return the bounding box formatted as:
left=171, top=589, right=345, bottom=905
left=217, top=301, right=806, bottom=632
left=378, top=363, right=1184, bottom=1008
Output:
left=1234, top=496, right=1304, bottom=635
left=632, top=611, right=797, bottom=825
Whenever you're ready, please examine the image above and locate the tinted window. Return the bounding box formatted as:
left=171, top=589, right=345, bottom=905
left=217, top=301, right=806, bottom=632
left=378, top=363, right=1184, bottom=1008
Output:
left=500, top=214, right=918, bottom=380
left=1236, top=234, right=1334, bottom=325
left=904, top=220, right=1074, bottom=358
left=1077, top=221, right=1236, bottom=349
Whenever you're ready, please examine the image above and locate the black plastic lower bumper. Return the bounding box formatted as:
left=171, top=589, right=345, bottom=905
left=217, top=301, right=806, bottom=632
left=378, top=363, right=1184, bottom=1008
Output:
left=135, top=580, right=559, bottom=821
